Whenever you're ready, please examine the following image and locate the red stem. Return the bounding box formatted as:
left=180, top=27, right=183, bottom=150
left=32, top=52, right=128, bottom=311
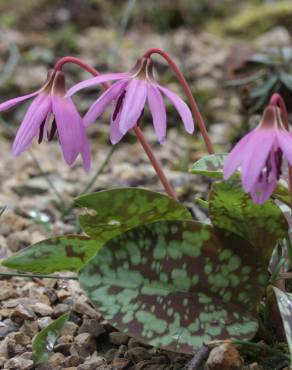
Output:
left=143, top=48, right=214, bottom=154
left=54, top=56, right=177, bottom=199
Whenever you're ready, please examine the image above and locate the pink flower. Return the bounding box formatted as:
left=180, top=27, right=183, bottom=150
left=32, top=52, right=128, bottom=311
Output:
left=0, top=70, right=90, bottom=170
left=66, top=57, right=194, bottom=144
left=224, top=105, right=292, bottom=204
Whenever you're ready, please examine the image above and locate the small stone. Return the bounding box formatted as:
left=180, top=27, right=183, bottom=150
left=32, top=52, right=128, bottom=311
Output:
left=77, top=352, right=105, bottom=370
left=0, top=319, right=19, bottom=339
left=57, top=289, right=71, bottom=301
left=37, top=316, right=53, bottom=330
left=62, top=321, right=78, bottom=336
left=57, top=334, right=74, bottom=344
left=63, top=368, right=78, bottom=370
left=20, top=320, right=38, bottom=338
left=105, top=348, right=117, bottom=362
left=73, top=301, right=100, bottom=319
left=79, top=318, right=105, bottom=338
left=10, top=304, right=36, bottom=322
left=70, top=333, right=96, bottom=359
left=32, top=302, right=53, bottom=316
left=4, top=356, right=34, bottom=370
left=53, top=303, right=70, bottom=318
left=135, top=361, right=168, bottom=370
left=109, top=332, right=129, bottom=345
left=111, top=358, right=131, bottom=370
left=54, top=342, right=71, bottom=356
left=125, top=347, right=152, bottom=363
left=63, top=355, right=81, bottom=367
left=10, top=332, right=30, bottom=346
left=48, top=352, right=65, bottom=368
left=204, top=344, right=243, bottom=370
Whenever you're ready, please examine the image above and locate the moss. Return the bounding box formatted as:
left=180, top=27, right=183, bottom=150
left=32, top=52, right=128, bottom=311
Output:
left=211, top=1, right=292, bottom=37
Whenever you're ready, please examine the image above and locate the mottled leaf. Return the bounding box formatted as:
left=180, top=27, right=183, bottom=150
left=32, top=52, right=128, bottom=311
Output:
left=1, top=236, right=99, bottom=273
left=32, top=312, right=69, bottom=364
left=79, top=220, right=268, bottom=354
left=75, top=187, right=192, bottom=240
left=189, top=154, right=227, bottom=179
left=209, top=181, right=288, bottom=264
left=273, top=287, right=292, bottom=366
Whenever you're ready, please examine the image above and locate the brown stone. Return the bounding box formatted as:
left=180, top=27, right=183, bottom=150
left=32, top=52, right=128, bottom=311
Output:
left=125, top=347, right=152, bottom=364
left=204, top=344, right=243, bottom=370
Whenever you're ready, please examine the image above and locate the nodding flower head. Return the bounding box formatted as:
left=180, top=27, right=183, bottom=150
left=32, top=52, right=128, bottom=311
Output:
left=0, top=69, right=91, bottom=171
left=66, top=57, right=195, bottom=145
left=224, top=104, right=292, bottom=204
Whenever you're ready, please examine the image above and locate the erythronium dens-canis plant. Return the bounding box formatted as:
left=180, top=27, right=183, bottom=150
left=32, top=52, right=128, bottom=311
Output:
left=1, top=50, right=292, bottom=367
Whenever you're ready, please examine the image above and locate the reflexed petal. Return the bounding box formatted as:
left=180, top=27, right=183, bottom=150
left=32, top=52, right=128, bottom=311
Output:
left=276, top=130, right=292, bottom=166
left=52, top=95, right=84, bottom=165
left=147, top=84, right=167, bottom=144
left=0, top=91, right=40, bottom=112
left=109, top=102, right=126, bottom=144
left=13, top=93, right=51, bottom=155
left=66, top=73, right=129, bottom=97
left=83, top=81, right=127, bottom=127
left=223, top=130, right=254, bottom=179
left=250, top=179, right=276, bottom=204
left=80, top=125, right=91, bottom=171
left=119, top=78, right=147, bottom=134
left=241, top=129, right=276, bottom=192
left=157, top=85, right=194, bottom=134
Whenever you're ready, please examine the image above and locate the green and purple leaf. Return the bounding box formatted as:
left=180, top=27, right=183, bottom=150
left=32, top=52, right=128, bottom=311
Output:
left=79, top=220, right=268, bottom=354
left=75, top=187, right=192, bottom=240
left=32, top=312, right=69, bottom=364
left=209, top=181, right=288, bottom=264
left=189, top=154, right=227, bottom=179
left=1, top=236, right=100, bottom=273
left=273, top=287, right=292, bottom=366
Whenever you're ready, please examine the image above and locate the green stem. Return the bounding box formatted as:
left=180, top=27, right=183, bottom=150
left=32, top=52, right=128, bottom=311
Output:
left=285, top=236, right=292, bottom=270
left=270, top=256, right=286, bottom=285
left=231, top=340, right=290, bottom=361
left=29, top=150, right=67, bottom=212
left=0, top=271, right=78, bottom=280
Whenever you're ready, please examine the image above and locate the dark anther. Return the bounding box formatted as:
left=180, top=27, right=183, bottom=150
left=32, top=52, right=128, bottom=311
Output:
left=113, top=90, right=126, bottom=121
left=38, top=120, right=46, bottom=144
left=48, top=120, right=57, bottom=141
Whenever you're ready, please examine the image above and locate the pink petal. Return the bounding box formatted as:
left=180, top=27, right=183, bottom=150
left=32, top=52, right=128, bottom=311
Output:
left=83, top=81, right=127, bottom=127
left=52, top=95, right=84, bottom=165
left=147, top=84, right=167, bottom=144
left=276, top=130, right=292, bottom=166
left=109, top=101, right=126, bottom=145
left=241, top=129, right=276, bottom=192
left=158, top=85, right=194, bottom=134
left=223, top=130, right=254, bottom=179
left=80, top=125, right=91, bottom=171
left=66, top=73, right=129, bottom=97
left=119, top=78, right=147, bottom=134
left=250, top=179, right=276, bottom=204
left=0, top=91, right=40, bottom=112
left=12, top=93, right=51, bottom=155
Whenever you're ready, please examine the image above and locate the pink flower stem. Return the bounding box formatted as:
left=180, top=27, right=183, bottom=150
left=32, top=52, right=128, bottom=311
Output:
left=143, top=48, right=214, bottom=154
left=54, top=56, right=177, bottom=199
left=133, top=126, right=177, bottom=199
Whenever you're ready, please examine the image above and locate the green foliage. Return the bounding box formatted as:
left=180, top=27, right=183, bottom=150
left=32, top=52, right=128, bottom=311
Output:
left=273, top=287, right=292, bottom=366
left=189, top=153, right=227, bottom=179
left=1, top=236, right=100, bottom=273
left=75, top=187, right=192, bottom=240
left=227, top=47, right=292, bottom=113
left=79, top=220, right=268, bottom=353
left=209, top=181, right=288, bottom=264
left=32, top=313, right=69, bottom=364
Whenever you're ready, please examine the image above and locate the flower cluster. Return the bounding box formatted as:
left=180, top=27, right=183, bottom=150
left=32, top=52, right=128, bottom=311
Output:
left=0, top=57, right=194, bottom=170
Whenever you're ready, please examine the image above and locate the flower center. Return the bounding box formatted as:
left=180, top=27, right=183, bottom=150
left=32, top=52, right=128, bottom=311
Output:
left=130, top=57, right=154, bottom=81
